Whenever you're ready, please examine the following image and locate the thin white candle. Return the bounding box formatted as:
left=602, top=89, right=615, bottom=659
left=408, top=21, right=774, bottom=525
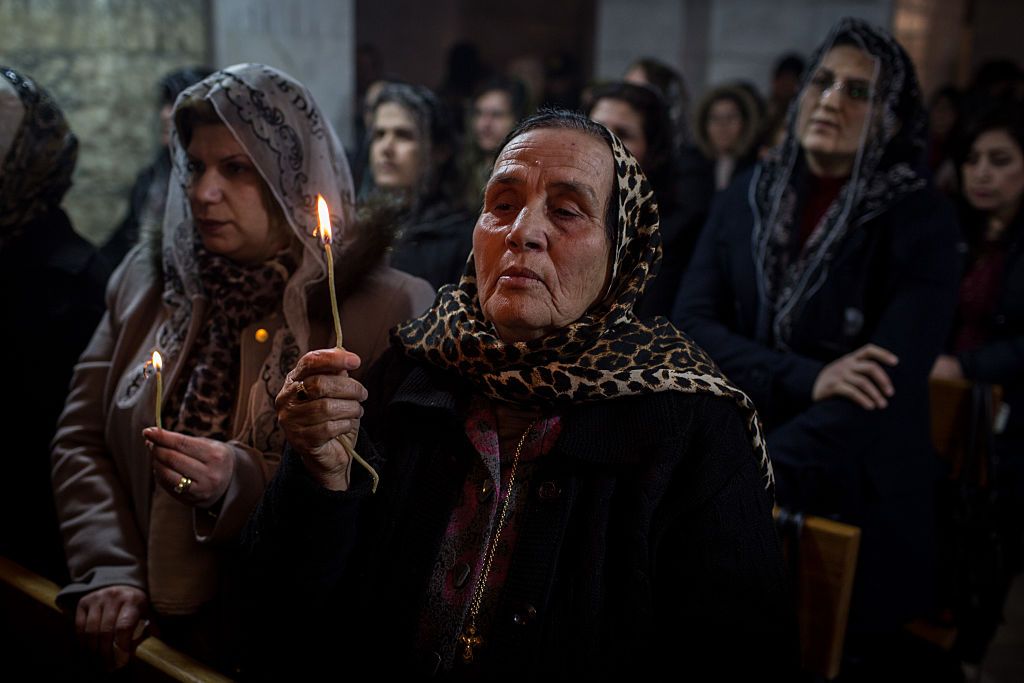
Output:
left=317, top=195, right=379, bottom=492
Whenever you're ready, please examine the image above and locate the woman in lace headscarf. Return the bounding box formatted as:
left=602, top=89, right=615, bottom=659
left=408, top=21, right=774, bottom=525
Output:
left=50, top=64, right=434, bottom=672
left=240, top=109, right=797, bottom=679
left=675, top=17, right=963, bottom=673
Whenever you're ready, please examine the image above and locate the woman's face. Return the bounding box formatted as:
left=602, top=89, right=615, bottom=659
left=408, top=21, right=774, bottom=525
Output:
left=473, top=90, right=516, bottom=153
left=370, top=102, right=425, bottom=191
left=186, top=123, right=289, bottom=264
left=796, top=45, right=878, bottom=177
left=706, top=98, right=744, bottom=156
left=962, top=129, right=1024, bottom=220
left=589, top=97, right=648, bottom=168
left=474, top=127, right=614, bottom=342
left=624, top=65, right=648, bottom=86
left=930, top=95, right=957, bottom=140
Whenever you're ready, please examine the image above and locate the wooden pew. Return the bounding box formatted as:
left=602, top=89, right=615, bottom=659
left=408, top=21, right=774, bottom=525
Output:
left=0, top=555, right=233, bottom=682
left=775, top=509, right=861, bottom=680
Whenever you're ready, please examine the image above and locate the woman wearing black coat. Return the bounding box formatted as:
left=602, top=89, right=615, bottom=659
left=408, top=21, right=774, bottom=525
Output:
left=673, top=18, right=962, bottom=676
left=240, top=110, right=796, bottom=680
left=932, top=100, right=1024, bottom=662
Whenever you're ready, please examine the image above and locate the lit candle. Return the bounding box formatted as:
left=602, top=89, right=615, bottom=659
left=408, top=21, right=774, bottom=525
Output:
left=151, top=350, right=163, bottom=429
left=317, top=195, right=379, bottom=492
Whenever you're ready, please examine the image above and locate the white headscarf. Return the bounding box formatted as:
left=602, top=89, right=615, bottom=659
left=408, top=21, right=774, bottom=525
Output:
left=159, top=63, right=355, bottom=453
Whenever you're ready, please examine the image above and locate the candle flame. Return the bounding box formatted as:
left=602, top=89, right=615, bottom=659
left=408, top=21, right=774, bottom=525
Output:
left=317, top=194, right=332, bottom=244
left=152, top=350, right=163, bottom=371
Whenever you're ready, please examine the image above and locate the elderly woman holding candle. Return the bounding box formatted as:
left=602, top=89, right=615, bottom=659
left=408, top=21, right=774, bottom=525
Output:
left=49, top=64, right=434, bottom=671
left=240, top=110, right=797, bottom=679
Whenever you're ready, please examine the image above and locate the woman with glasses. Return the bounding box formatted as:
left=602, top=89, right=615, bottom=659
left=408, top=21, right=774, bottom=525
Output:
left=674, top=17, right=963, bottom=676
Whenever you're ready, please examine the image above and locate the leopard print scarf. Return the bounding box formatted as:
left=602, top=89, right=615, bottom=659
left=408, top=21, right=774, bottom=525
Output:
left=395, top=124, right=772, bottom=490
left=161, top=240, right=294, bottom=439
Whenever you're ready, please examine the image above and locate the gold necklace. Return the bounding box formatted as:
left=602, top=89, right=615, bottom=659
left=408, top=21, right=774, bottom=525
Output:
left=458, top=419, right=537, bottom=664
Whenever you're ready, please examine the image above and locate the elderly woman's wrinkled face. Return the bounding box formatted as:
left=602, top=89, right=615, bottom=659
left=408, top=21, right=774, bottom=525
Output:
left=186, top=123, right=290, bottom=264
left=474, top=128, right=614, bottom=342
left=589, top=98, right=648, bottom=168
left=963, top=129, right=1024, bottom=222
left=797, top=45, right=878, bottom=177
left=370, top=102, right=425, bottom=191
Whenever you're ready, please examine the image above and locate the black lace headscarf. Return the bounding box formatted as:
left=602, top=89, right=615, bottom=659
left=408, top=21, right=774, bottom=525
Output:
left=751, top=17, right=929, bottom=349
left=0, top=66, right=78, bottom=247
left=396, top=110, right=773, bottom=491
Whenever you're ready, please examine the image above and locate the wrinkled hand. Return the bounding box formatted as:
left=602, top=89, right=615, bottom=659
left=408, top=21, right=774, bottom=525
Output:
left=276, top=348, right=366, bottom=490
left=930, top=354, right=964, bottom=381
left=812, top=343, right=899, bottom=410
left=75, top=585, right=150, bottom=670
left=144, top=428, right=235, bottom=508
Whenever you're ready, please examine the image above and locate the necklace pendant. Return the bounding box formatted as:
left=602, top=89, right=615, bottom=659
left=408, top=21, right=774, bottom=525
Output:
left=459, top=623, right=482, bottom=663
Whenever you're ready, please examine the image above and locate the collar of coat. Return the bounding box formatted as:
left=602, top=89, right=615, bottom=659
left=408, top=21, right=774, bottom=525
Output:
left=387, top=363, right=696, bottom=466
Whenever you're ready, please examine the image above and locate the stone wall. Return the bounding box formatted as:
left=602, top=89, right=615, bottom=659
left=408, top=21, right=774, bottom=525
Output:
left=0, top=0, right=208, bottom=245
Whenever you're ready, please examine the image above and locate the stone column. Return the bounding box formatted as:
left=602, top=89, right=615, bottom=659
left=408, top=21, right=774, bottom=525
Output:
left=212, top=0, right=356, bottom=148
left=0, top=0, right=208, bottom=244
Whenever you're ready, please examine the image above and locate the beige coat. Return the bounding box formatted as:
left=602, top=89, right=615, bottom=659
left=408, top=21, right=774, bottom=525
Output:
left=50, top=245, right=435, bottom=606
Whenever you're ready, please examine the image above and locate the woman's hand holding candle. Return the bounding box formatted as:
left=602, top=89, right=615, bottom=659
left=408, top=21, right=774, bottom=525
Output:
left=315, top=195, right=379, bottom=492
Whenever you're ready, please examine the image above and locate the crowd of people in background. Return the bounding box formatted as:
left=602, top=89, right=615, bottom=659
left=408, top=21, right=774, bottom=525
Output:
left=1, top=12, right=1023, bottom=681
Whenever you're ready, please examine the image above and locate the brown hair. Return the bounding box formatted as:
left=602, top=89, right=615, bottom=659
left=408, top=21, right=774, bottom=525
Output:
left=174, top=96, right=289, bottom=237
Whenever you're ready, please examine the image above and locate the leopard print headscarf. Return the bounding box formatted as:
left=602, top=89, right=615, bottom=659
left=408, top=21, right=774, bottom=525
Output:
left=395, top=115, right=772, bottom=490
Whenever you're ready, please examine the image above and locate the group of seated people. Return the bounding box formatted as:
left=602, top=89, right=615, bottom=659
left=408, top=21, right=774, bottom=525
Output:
left=0, top=14, right=1021, bottom=681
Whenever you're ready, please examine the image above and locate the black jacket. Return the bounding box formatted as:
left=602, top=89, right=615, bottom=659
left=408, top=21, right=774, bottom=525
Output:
left=674, top=169, right=963, bottom=630
left=0, top=208, right=109, bottom=581
left=390, top=199, right=475, bottom=291
left=635, top=152, right=715, bottom=320
left=240, top=351, right=797, bottom=680
left=956, top=207, right=1024, bottom=437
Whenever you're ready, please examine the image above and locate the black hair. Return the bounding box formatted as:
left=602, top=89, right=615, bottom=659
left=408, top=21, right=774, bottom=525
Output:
left=159, top=66, right=214, bottom=106
left=586, top=81, right=674, bottom=187
left=473, top=76, right=529, bottom=122
left=954, top=98, right=1024, bottom=169
left=496, top=109, right=619, bottom=242
left=773, top=53, right=806, bottom=79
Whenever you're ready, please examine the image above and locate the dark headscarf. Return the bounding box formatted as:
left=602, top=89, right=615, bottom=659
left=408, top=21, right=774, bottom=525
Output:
left=0, top=66, right=77, bottom=245
left=395, top=110, right=772, bottom=490
left=751, top=17, right=929, bottom=349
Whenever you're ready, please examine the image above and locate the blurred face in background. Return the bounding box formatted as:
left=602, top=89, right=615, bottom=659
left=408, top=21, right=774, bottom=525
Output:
left=706, top=97, right=744, bottom=157
left=160, top=104, right=175, bottom=148
left=930, top=94, right=957, bottom=140
left=624, top=65, right=648, bottom=86
left=797, top=45, right=877, bottom=177
left=962, top=129, right=1024, bottom=223
left=473, top=90, right=516, bottom=153
left=589, top=97, right=648, bottom=168
left=370, top=101, right=425, bottom=191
